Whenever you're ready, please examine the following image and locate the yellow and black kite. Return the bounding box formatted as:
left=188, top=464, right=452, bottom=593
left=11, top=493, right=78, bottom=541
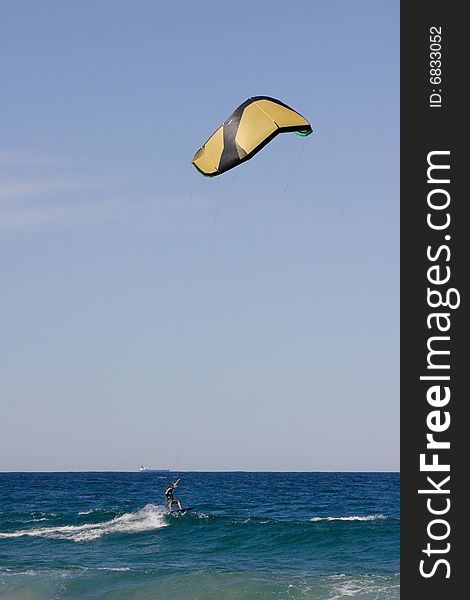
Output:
left=191, top=96, right=312, bottom=177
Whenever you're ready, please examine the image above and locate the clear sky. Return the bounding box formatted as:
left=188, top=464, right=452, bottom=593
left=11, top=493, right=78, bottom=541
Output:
left=0, top=1, right=399, bottom=472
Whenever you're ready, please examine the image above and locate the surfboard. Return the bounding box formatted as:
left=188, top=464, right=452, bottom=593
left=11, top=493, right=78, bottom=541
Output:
left=171, top=507, right=195, bottom=514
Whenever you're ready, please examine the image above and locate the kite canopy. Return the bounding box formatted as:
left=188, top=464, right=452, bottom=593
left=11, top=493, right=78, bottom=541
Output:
left=192, top=96, right=312, bottom=177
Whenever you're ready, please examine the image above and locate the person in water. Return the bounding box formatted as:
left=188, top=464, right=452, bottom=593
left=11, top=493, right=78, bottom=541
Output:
left=164, top=478, right=182, bottom=511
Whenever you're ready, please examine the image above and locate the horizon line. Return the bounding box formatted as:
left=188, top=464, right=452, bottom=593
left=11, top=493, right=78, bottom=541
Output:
left=0, top=469, right=400, bottom=474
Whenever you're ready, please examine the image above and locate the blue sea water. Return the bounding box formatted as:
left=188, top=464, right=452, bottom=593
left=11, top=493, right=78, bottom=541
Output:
left=0, top=472, right=399, bottom=599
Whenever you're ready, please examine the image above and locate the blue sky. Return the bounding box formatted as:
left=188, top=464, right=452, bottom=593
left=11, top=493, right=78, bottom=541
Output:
left=0, top=1, right=399, bottom=471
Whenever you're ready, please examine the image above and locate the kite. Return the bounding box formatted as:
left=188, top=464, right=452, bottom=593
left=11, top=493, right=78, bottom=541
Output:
left=192, top=96, right=312, bottom=177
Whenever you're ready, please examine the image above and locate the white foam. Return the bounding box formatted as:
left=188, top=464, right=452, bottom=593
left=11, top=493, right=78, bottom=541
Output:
left=310, top=514, right=387, bottom=522
left=328, top=574, right=400, bottom=599
left=0, top=504, right=167, bottom=542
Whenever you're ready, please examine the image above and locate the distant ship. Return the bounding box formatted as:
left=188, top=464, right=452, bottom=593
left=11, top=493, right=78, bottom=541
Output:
left=139, top=465, right=169, bottom=472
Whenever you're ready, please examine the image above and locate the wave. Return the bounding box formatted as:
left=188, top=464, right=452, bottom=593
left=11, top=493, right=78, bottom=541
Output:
left=0, top=569, right=400, bottom=599
left=327, top=573, right=400, bottom=599
left=77, top=507, right=120, bottom=516
left=310, top=514, right=387, bottom=522
left=95, top=567, right=131, bottom=572
left=0, top=504, right=167, bottom=542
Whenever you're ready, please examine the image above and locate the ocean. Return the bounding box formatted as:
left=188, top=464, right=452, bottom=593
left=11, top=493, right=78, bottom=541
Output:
left=0, top=472, right=399, bottom=599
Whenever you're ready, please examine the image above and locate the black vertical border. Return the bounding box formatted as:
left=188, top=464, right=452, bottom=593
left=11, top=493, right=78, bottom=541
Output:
left=401, top=2, right=466, bottom=598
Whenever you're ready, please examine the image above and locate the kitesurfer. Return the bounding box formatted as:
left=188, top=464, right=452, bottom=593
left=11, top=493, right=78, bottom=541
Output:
left=164, top=478, right=182, bottom=511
